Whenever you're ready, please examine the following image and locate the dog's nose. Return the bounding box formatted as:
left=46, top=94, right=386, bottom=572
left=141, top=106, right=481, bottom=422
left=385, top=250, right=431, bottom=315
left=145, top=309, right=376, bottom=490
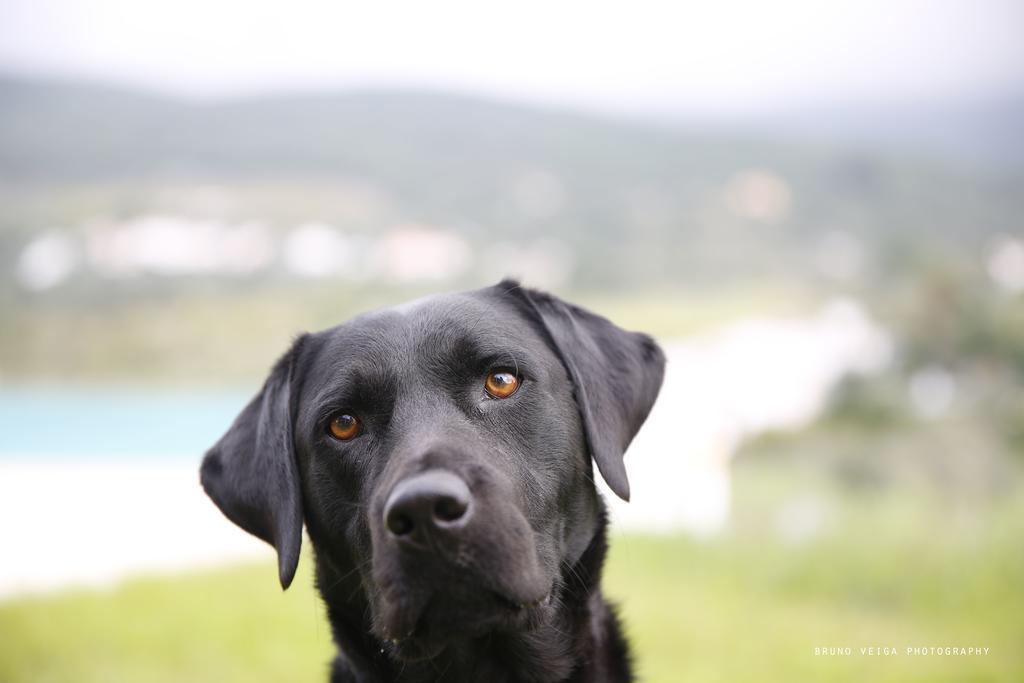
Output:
left=384, top=470, right=472, bottom=541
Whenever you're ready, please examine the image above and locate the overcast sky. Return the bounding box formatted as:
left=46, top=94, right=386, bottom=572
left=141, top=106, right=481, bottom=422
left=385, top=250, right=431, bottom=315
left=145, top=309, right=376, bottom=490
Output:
left=1, top=0, right=1022, bottom=114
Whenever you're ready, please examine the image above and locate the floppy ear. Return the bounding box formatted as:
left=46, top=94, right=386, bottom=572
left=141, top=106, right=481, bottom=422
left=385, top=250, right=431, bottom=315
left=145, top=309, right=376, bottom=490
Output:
left=500, top=281, right=665, bottom=501
left=200, top=336, right=307, bottom=589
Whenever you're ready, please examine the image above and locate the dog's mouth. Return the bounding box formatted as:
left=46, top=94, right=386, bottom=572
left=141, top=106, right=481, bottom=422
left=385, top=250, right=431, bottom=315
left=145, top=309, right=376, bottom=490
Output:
left=379, top=585, right=554, bottom=661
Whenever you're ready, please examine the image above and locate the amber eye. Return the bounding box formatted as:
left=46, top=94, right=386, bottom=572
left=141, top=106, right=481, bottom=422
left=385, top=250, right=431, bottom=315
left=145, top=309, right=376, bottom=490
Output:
left=328, top=413, right=360, bottom=440
left=484, top=370, right=520, bottom=399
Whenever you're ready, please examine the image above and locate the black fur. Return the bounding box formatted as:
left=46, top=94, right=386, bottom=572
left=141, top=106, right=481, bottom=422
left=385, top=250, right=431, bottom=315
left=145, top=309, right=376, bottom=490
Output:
left=201, top=280, right=665, bottom=682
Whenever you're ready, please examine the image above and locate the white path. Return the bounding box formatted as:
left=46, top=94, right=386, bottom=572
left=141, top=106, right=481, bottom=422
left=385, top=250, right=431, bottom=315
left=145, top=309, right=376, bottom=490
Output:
left=0, top=461, right=271, bottom=598
left=605, top=298, right=890, bottom=534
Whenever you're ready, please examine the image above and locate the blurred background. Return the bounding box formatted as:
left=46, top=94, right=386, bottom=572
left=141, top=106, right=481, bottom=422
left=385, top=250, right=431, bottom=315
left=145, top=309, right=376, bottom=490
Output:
left=0, top=1, right=1022, bottom=681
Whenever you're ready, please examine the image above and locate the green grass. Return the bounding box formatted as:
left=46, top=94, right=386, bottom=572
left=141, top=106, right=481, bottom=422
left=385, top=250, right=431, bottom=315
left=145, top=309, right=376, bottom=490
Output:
left=607, top=532, right=1022, bottom=683
left=0, top=562, right=336, bottom=683
left=2, top=493, right=1021, bottom=683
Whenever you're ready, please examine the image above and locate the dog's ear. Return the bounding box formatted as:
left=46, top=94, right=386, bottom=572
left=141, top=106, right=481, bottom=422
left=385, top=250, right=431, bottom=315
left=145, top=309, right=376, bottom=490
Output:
left=498, top=281, right=665, bottom=501
left=200, top=336, right=307, bottom=589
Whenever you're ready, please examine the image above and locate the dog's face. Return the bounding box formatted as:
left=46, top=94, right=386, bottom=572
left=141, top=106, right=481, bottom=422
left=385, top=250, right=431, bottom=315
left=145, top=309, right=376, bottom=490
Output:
left=201, top=281, right=664, bottom=660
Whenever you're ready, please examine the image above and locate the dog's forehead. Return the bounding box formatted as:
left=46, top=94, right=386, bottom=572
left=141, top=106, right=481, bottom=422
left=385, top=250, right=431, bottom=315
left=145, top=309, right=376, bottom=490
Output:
left=308, top=289, right=542, bottom=373
left=366, top=290, right=525, bottom=341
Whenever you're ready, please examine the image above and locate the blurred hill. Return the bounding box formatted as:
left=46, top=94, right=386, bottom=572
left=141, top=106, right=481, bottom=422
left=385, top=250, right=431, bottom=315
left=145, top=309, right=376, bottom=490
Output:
left=3, top=75, right=1023, bottom=179
left=1, top=74, right=1022, bottom=288
left=0, top=75, right=1021, bottom=385
left=718, top=96, right=1024, bottom=170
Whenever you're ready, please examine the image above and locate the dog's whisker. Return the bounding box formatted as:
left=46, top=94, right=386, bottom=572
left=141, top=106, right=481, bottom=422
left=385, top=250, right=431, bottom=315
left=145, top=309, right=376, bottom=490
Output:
left=320, top=556, right=374, bottom=595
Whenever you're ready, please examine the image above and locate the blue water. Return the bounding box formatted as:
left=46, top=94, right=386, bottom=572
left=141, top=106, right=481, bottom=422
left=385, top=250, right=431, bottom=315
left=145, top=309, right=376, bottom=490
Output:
left=0, top=388, right=252, bottom=459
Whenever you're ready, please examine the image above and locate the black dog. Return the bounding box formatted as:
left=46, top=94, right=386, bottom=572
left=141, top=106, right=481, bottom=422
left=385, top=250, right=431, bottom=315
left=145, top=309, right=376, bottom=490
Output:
left=201, top=280, right=664, bottom=682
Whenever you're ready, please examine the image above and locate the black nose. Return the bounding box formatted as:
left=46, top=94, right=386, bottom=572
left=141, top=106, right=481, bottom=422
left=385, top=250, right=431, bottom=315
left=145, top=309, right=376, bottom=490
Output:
left=384, top=470, right=472, bottom=541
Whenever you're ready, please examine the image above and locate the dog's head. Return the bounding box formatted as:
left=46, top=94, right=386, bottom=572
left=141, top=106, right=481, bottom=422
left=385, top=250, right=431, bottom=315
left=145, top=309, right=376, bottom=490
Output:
left=201, top=281, right=664, bottom=659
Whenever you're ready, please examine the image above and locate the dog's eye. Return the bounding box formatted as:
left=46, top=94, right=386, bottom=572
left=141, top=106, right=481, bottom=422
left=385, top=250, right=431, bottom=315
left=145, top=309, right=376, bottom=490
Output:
left=328, top=413, right=361, bottom=440
left=484, top=370, right=519, bottom=399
